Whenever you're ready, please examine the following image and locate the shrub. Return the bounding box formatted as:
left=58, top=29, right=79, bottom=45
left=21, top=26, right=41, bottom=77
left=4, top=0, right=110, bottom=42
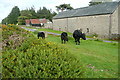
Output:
left=2, top=24, right=32, bottom=50
left=2, top=38, right=86, bottom=78
left=2, top=25, right=86, bottom=78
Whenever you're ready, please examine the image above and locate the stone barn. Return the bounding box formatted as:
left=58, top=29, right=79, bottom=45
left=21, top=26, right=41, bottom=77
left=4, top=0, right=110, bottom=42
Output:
left=52, top=2, right=120, bottom=39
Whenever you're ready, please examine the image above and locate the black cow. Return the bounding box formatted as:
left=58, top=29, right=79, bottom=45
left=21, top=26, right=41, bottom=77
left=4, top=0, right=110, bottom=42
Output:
left=38, top=32, right=45, bottom=39
left=61, top=32, right=68, bottom=44
left=73, top=30, right=86, bottom=45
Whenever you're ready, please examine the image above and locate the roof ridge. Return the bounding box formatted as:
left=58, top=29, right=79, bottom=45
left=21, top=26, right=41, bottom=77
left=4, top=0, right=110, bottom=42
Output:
left=53, top=1, right=119, bottom=19
left=70, top=2, right=118, bottom=11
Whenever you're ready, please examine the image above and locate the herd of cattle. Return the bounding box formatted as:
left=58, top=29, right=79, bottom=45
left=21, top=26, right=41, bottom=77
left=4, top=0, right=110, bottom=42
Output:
left=37, top=30, right=86, bottom=45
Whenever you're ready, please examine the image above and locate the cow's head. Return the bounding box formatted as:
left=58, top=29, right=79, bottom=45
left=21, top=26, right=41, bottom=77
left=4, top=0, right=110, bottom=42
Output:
left=82, top=33, right=86, bottom=40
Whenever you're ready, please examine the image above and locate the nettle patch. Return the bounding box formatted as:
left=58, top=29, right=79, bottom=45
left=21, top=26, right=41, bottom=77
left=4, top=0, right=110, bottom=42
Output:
left=2, top=25, right=86, bottom=78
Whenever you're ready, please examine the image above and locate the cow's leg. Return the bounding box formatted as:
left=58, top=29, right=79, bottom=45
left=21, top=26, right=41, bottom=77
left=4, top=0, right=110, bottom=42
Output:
left=43, top=37, right=45, bottom=39
left=61, top=40, right=63, bottom=44
left=78, top=38, right=80, bottom=45
left=75, top=38, right=77, bottom=45
left=64, top=40, right=66, bottom=44
left=75, top=38, right=76, bottom=42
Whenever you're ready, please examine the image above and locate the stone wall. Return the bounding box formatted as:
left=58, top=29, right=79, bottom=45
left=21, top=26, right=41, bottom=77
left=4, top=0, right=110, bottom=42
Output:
left=110, top=4, right=120, bottom=39
left=52, top=6, right=119, bottom=39
left=111, top=5, right=119, bottom=34
left=76, top=15, right=110, bottom=38
left=45, top=22, right=53, bottom=29
left=53, top=14, right=111, bottom=38
left=118, top=5, right=120, bottom=34
left=53, top=18, right=68, bottom=31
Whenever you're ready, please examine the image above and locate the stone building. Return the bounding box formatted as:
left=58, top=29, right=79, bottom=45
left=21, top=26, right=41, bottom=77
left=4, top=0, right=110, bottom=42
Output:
left=52, top=2, right=120, bottom=39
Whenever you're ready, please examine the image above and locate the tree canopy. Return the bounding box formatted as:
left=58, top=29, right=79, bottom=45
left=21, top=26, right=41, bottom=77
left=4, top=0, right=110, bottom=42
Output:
left=56, top=4, right=73, bottom=12
left=36, top=7, right=57, bottom=22
left=17, top=16, right=28, bottom=25
left=2, top=6, right=57, bottom=25
left=89, top=0, right=113, bottom=6
left=89, top=2, right=102, bottom=6
left=2, top=6, right=20, bottom=24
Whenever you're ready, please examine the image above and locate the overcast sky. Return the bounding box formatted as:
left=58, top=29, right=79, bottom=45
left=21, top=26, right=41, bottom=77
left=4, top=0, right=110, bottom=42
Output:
left=0, top=0, right=117, bottom=22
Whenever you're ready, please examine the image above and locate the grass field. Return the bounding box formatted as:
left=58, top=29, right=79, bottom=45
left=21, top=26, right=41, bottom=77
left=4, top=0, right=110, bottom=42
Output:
left=46, top=35, right=118, bottom=78
left=25, top=26, right=118, bottom=78
left=22, top=26, right=72, bottom=35
left=1, top=25, right=118, bottom=78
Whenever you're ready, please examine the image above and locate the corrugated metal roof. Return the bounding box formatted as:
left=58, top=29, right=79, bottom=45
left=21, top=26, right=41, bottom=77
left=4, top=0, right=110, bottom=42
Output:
left=53, top=2, right=120, bottom=19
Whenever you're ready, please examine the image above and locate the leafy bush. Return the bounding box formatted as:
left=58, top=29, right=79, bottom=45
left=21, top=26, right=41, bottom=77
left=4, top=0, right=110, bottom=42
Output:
left=2, top=25, right=86, bottom=78
left=2, top=38, right=86, bottom=78
left=2, top=24, right=33, bottom=50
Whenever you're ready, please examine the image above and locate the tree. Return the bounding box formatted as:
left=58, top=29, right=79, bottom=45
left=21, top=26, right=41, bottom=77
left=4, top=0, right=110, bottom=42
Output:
left=36, top=7, right=42, bottom=18
left=47, top=11, right=57, bottom=22
left=89, top=2, right=102, bottom=6
left=18, top=7, right=38, bottom=25
left=20, top=10, right=32, bottom=19
left=2, top=6, right=57, bottom=25
left=36, top=7, right=57, bottom=22
left=89, top=0, right=113, bottom=6
left=7, top=6, right=20, bottom=24
left=20, top=7, right=37, bottom=19
left=56, top=4, right=73, bottom=12
left=2, top=17, right=8, bottom=24
left=17, top=16, right=28, bottom=25
left=29, top=6, right=37, bottom=19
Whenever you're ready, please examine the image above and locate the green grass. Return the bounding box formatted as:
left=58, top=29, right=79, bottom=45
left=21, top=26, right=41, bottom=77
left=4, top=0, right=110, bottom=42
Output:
left=22, top=26, right=72, bottom=35
left=45, top=35, right=118, bottom=78
left=23, top=26, right=120, bottom=42
left=23, top=26, right=118, bottom=78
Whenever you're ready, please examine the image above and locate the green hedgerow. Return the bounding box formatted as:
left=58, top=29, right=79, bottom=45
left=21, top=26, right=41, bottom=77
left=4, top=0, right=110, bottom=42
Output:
left=2, top=38, right=86, bottom=78
left=2, top=25, right=86, bottom=78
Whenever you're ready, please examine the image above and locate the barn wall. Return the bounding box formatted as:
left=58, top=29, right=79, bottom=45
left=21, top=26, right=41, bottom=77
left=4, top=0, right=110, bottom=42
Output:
left=109, top=4, right=120, bottom=39
left=45, top=22, right=53, bottom=29
left=53, top=14, right=111, bottom=38
left=53, top=18, right=67, bottom=31
left=67, top=17, right=78, bottom=32
left=118, top=5, right=120, bottom=34
left=76, top=15, right=110, bottom=38
left=111, top=5, right=119, bottom=34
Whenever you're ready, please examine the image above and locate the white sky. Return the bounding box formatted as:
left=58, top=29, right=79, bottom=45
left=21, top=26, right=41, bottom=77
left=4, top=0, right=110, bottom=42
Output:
left=0, top=0, right=117, bottom=22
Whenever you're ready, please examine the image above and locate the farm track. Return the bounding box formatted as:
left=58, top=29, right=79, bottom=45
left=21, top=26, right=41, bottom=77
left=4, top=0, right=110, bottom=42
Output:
left=21, top=27, right=118, bottom=43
